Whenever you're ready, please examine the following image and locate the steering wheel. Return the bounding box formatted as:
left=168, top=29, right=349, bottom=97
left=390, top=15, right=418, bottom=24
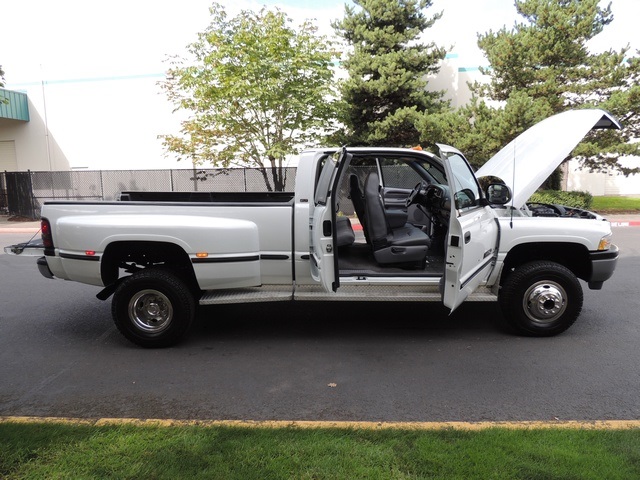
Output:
left=405, top=182, right=426, bottom=207
left=425, top=183, right=442, bottom=200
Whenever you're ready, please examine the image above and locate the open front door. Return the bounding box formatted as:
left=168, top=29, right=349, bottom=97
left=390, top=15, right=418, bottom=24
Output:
left=309, top=148, right=351, bottom=292
left=438, top=145, right=500, bottom=311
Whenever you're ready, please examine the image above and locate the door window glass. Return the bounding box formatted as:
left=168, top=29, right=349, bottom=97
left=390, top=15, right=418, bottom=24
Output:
left=314, top=154, right=337, bottom=206
left=446, top=153, right=482, bottom=212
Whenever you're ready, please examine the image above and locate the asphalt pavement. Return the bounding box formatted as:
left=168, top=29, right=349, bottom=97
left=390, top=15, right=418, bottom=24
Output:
left=0, top=224, right=639, bottom=422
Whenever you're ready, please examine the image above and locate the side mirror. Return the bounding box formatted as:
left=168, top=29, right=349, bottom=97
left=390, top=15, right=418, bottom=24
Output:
left=486, top=183, right=512, bottom=205
left=454, top=188, right=476, bottom=209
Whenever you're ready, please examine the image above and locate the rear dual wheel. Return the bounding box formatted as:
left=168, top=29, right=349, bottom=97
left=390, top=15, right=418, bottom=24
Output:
left=499, top=261, right=583, bottom=337
left=112, top=269, right=195, bottom=348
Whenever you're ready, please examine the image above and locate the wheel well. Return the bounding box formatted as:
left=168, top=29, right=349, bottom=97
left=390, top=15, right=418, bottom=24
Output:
left=101, top=241, right=197, bottom=288
left=501, top=242, right=590, bottom=284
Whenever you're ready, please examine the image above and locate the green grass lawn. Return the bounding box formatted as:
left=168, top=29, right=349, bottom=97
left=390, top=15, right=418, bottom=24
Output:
left=2, top=422, right=640, bottom=479
left=592, top=196, right=640, bottom=213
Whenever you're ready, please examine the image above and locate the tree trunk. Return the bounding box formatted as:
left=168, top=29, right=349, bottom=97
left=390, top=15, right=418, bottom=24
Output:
left=268, top=156, right=285, bottom=192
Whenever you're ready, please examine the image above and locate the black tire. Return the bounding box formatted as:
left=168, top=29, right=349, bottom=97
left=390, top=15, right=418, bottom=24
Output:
left=499, top=261, right=583, bottom=337
left=112, top=269, right=195, bottom=348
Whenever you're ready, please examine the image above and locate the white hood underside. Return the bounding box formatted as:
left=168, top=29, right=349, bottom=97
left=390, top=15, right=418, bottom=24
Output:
left=476, top=109, right=621, bottom=209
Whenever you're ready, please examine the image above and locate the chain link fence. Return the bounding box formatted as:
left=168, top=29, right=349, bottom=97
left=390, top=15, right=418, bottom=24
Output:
left=1, top=167, right=297, bottom=219
left=0, top=172, right=7, bottom=214
left=0, top=165, right=415, bottom=220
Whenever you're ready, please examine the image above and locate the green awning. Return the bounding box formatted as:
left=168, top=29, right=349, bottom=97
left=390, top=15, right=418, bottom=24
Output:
left=0, top=88, right=30, bottom=122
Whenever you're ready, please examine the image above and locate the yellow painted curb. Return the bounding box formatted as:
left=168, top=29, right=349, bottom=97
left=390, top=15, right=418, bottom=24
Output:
left=2, top=416, right=640, bottom=430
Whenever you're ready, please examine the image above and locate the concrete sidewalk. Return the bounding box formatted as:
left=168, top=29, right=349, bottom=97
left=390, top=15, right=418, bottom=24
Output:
left=0, top=216, right=41, bottom=234
left=1, top=213, right=639, bottom=235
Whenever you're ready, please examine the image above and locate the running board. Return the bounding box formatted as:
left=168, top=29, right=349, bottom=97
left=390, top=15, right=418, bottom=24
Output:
left=200, top=284, right=496, bottom=305
left=294, top=284, right=496, bottom=302
left=200, top=286, right=293, bottom=305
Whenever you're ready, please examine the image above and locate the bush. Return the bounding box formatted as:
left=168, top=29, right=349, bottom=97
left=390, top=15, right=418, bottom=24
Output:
left=528, top=190, right=593, bottom=209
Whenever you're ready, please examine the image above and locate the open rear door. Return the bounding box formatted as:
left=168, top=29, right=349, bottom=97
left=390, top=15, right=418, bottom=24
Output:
left=439, top=145, right=500, bottom=311
left=309, top=148, right=351, bottom=292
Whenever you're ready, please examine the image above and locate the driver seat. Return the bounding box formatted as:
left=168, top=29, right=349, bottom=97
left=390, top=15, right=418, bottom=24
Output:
left=363, top=172, right=430, bottom=266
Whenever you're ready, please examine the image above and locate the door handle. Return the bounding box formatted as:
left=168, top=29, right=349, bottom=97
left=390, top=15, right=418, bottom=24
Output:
left=464, top=232, right=471, bottom=244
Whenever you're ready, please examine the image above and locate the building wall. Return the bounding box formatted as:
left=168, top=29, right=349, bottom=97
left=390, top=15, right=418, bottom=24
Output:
left=566, top=157, right=640, bottom=196
left=0, top=96, right=70, bottom=172
left=3, top=75, right=184, bottom=171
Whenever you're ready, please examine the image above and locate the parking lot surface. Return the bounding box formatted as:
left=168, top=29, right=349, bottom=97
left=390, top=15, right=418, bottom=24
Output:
left=1, top=227, right=639, bottom=422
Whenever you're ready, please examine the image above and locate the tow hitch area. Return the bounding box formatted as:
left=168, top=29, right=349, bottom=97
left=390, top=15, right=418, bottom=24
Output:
left=4, top=239, right=45, bottom=256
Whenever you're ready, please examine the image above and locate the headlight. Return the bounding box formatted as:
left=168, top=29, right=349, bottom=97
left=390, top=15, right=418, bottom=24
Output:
left=597, top=233, right=612, bottom=251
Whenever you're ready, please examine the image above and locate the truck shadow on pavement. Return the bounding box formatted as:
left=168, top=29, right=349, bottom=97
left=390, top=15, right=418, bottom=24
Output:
left=191, top=300, right=505, bottom=344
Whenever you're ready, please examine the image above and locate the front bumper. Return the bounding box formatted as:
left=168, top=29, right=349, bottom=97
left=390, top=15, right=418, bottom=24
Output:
left=587, top=244, right=619, bottom=290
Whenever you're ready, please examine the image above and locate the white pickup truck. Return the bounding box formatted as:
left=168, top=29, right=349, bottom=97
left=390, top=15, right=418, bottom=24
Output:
left=6, top=109, right=620, bottom=347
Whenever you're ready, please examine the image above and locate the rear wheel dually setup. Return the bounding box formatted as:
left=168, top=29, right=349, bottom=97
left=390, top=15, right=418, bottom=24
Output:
left=112, top=269, right=195, bottom=348
left=499, top=261, right=583, bottom=337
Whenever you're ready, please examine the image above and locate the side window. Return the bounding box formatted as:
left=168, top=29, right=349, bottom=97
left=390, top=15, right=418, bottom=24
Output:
left=379, top=158, right=424, bottom=189
left=446, top=153, right=482, bottom=212
left=348, top=156, right=378, bottom=190
left=337, top=156, right=377, bottom=217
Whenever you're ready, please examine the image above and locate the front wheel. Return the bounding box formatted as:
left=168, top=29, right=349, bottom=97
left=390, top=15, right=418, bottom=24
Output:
left=112, top=269, right=195, bottom=348
left=499, top=261, right=583, bottom=337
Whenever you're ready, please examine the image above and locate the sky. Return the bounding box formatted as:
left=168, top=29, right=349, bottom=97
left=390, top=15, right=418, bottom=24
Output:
left=1, top=0, right=638, bottom=170
left=3, top=0, right=637, bottom=86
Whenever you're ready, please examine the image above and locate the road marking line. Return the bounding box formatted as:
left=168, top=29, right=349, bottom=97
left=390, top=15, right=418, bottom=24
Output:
left=2, top=416, right=640, bottom=430
left=611, top=220, right=640, bottom=227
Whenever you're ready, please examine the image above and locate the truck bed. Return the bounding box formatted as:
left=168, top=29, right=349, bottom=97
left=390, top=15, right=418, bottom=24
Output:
left=118, top=191, right=294, bottom=204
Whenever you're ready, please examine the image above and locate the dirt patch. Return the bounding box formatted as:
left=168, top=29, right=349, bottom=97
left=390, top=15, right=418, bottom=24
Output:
left=6, top=216, right=38, bottom=222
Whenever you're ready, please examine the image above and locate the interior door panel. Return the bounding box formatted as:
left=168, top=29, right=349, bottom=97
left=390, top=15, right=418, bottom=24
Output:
left=381, top=187, right=411, bottom=209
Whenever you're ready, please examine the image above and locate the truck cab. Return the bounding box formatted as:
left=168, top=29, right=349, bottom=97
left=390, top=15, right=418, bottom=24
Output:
left=308, top=146, right=502, bottom=313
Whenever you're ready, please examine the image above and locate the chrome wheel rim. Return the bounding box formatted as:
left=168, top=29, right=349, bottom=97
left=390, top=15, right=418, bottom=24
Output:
left=523, top=281, right=567, bottom=324
left=128, top=289, right=173, bottom=334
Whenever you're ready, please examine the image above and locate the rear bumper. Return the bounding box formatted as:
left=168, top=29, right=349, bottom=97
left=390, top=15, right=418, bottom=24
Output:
left=37, top=256, right=55, bottom=279
left=587, top=244, right=618, bottom=290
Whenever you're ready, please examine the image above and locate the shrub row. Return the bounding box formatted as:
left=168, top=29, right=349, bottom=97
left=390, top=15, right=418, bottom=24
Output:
left=528, top=190, right=593, bottom=209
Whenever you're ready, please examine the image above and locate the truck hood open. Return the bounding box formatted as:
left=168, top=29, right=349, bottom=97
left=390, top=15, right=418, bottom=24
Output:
left=475, top=109, right=621, bottom=209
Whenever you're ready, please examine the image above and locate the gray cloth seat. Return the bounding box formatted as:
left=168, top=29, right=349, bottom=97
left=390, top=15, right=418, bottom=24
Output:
left=363, top=172, right=430, bottom=265
left=335, top=216, right=355, bottom=247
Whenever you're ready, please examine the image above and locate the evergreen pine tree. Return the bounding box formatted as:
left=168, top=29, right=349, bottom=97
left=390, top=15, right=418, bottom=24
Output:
left=332, top=0, right=448, bottom=146
left=423, top=0, right=640, bottom=176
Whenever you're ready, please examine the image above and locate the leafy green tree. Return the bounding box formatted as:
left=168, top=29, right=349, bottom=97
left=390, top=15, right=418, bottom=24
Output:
left=332, top=0, right=448, bottom=146
left=423, top=0, right=640, bottom=178
left=161, top=3, right=337, bottom=191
